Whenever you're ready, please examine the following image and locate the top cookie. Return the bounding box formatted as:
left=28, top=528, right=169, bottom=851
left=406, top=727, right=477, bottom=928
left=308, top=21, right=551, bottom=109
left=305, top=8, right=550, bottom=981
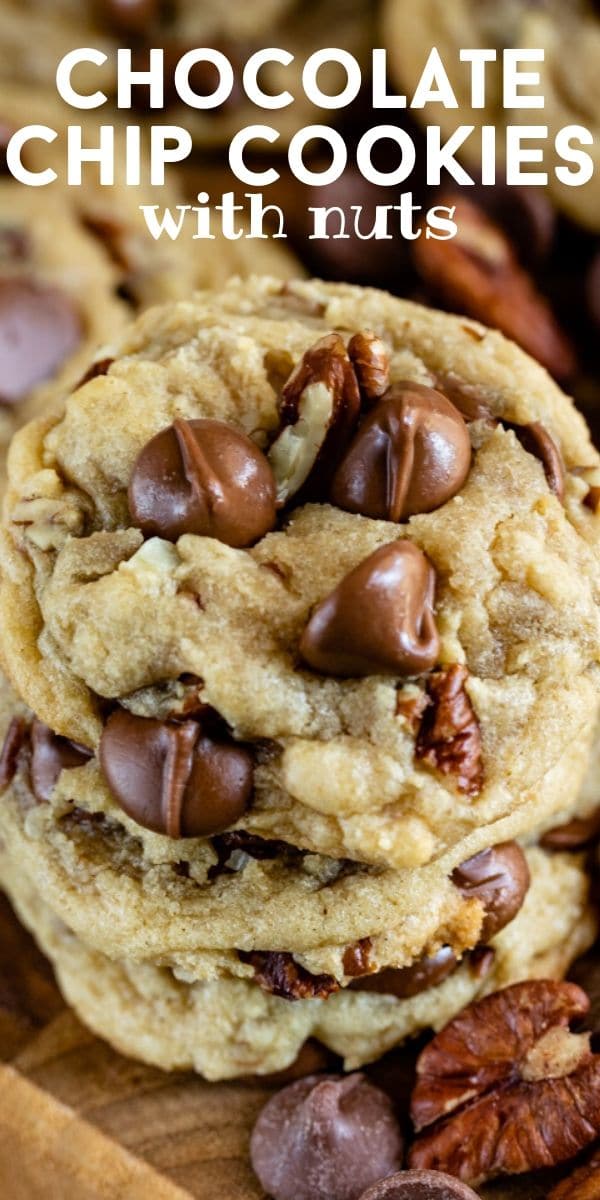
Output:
left=1, top=277, right=600, bottom=870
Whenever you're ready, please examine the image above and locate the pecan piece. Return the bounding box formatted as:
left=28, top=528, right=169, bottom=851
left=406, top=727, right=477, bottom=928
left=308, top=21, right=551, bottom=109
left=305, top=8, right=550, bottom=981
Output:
left=413, top=195, right=576, bottom=381
left=416, top=665, right=483, bottom=796
left=238, top=950, right=339, bottom=1001
left=343, top=937, right=374, bottom=977
left=549, top=1148, right=600, bottom=1199
left=267, top=333, right=361, bottom=505
left=209, top=830, right=296, bottom=879
left=409, top=980, right=600, bottom=1186
left=347, top=331, right=390, bottom=404
left=0, top=717, right=29, bottom=792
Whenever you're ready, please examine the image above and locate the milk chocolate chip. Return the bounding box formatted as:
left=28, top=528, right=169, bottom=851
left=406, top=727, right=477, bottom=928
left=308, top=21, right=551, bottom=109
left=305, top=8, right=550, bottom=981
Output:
left=330, top=383, right=471, bottom=520
left=250, top=1074, right=404, bottom=1200
left=350, top=947, right=457, bottom=1000
left=506, top=420, right=565, bottom=501
left=358, top=1169, right=481, bottom=1200
left=30, top=721, right=92, bottom=804
left=0, top=278, right=82, bottom=405
left=300, top=542, right=439, bottom=678
left=100, top=710, right=253, bottom=836
left=129, top=418, right=277, bottom=546
left=452, top=842, right=530, bottom=942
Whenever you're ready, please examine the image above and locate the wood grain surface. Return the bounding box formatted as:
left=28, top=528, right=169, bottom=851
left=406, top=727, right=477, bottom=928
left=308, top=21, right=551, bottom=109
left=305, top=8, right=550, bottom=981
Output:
left=0, top=892, right=591, bottom=1199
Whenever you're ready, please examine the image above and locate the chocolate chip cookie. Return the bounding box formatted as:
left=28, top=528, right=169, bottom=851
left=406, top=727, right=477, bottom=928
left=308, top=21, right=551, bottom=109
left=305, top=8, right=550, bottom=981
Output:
left=0, top=88, right=300, bottom=477
left=0, top=829, right=592, bottom=1078
left=1, top=278, right=599, bottom=874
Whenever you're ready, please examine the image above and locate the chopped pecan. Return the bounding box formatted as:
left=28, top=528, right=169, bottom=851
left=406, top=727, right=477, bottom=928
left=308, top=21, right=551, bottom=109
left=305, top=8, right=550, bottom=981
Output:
left=11, top=490, right=90, bottom=551
left=396, top=687, right=430, bottom=733
left=267, top=333, right=361, bottom=505
left=416, top=665, right=483, bottom=796
left=549, top=1147, right=600, bottom=1199
left=77, top=356, right=114, bottom=387
left=409, top=980, right=600, bottom=1186
left=413, top=195, right=576, bottom=381
left=343, top=937, right=374, bottom=977
left=209, top=830, right=295, bottom=879
left=347, top=331, right=390, bottom=404
left=238, top=950, right=339, bottom=1001
left=0, top=717, right=29, bottom=792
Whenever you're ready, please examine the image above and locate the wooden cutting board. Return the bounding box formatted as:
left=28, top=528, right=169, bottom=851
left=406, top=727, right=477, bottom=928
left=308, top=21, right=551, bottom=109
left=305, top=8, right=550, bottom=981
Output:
left=0, top=892, right=584, bottom=1200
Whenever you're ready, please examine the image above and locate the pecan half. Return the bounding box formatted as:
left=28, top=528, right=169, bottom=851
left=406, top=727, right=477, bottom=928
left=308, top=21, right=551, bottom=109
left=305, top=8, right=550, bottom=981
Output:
left=549, top=1148, right=600, bottom=1199
left=238, top=950, right=339, bottom=1001
left=413, top=195, right=576, bottom=381
left=267, top=333, right=361, bottom=505
left=409, top=980, right=600, bottom=1186
left=416, top=665, right=483, bottom=796
left=347, top=331, right=390, bottom=404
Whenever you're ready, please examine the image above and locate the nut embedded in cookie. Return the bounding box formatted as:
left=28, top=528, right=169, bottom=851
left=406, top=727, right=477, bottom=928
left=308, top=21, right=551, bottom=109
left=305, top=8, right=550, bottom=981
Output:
left=267, top=332, right=362, bottom=505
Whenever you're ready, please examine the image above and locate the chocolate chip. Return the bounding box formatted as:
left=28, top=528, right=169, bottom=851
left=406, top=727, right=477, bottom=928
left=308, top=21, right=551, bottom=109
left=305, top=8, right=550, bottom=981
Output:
left=505, top=421, right=565, bottom=501
left=541, top=809, right=600, bottom=851
left=99, top=710, right=253, bottom=837
left=300, top=542, right=439, bottom=679
left=416, top=666, right=483, bottom=797
left=129, top=418, right=277, bottom=547
left=0, top=277, right=82, bottom=406
left=330, top=384, right=471, bottom=520
left=238, top=951, right=339, bottom=1001
left=358, top=1169, right=481, bottom=1200
left=350, top=947, right=457, bottom=1000
left=433, top=374, right=494, bottom=423
left=250, top=1073, right=404, bottom=1200
left=452, top=842, right=530, bottom=942
left=30, top=721, right=92, bottom=805
left=0, top=717, right=29, bottom=791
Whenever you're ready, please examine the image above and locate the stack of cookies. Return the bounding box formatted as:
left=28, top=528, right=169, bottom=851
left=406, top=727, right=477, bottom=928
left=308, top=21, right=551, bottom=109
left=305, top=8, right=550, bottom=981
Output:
left=0, top=276, right=599, bottom=1080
